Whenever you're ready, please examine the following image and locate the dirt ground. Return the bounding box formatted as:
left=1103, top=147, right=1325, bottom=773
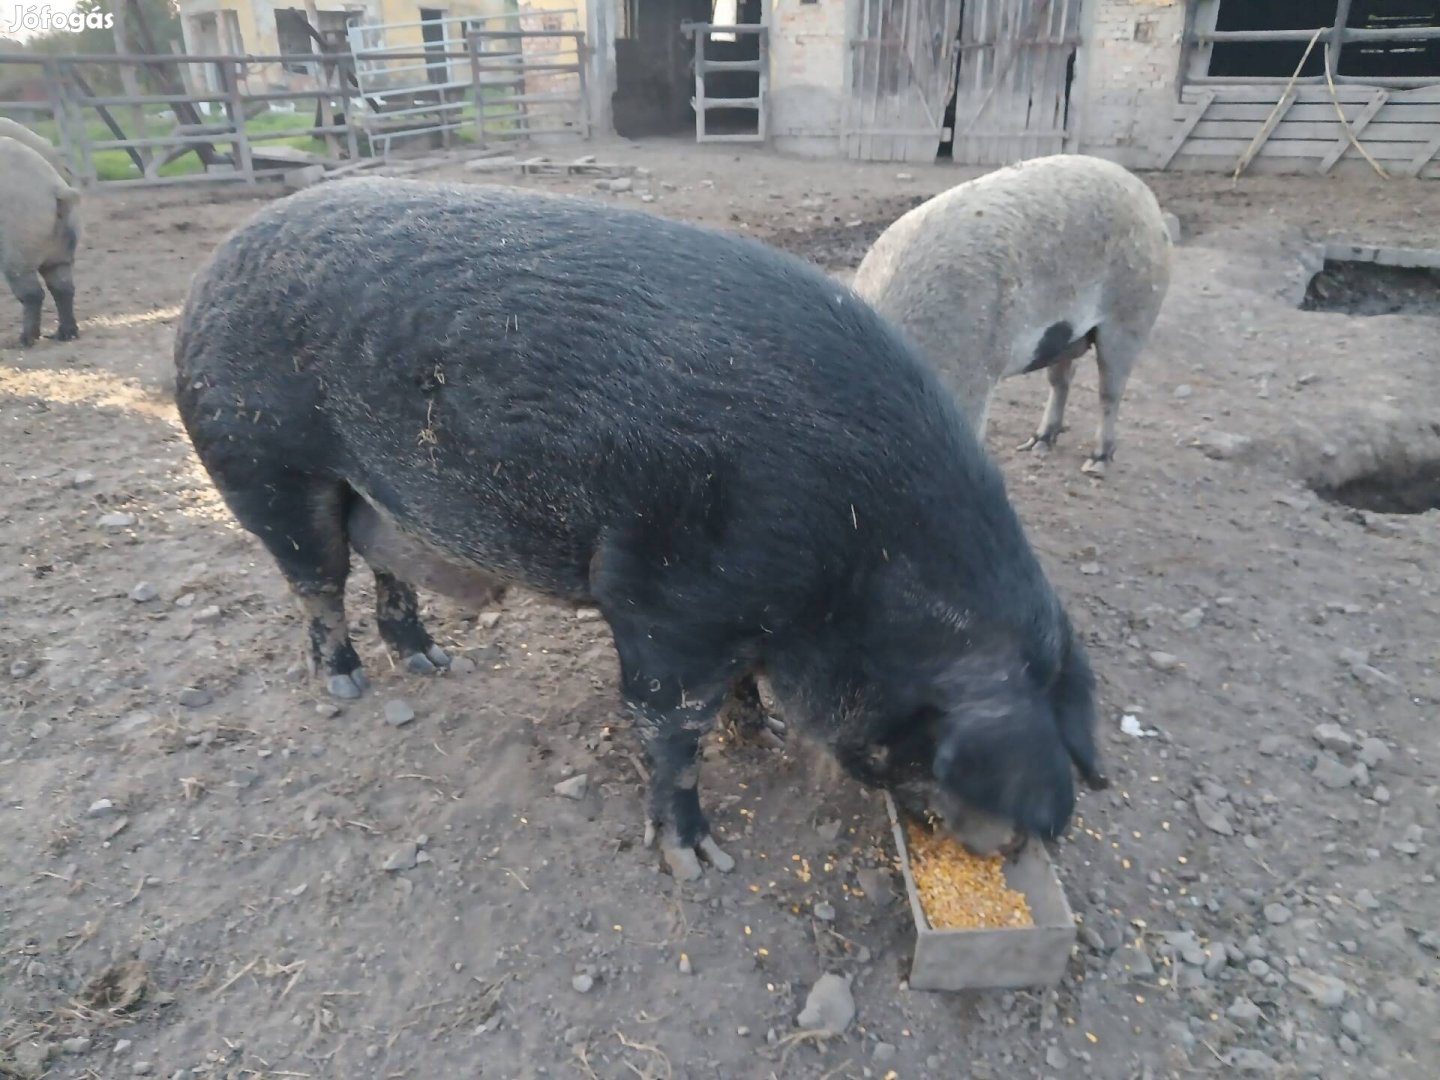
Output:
left=3, top=136, right=1439, bottom=1080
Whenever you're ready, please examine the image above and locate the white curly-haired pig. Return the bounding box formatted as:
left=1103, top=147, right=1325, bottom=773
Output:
left=851, top=154, right=1172, bottom=476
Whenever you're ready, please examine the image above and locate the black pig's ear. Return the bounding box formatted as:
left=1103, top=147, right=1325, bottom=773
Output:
left=1052, top=621, right=1109, bottom=791
left=931, top=649, right=1077, bottom=840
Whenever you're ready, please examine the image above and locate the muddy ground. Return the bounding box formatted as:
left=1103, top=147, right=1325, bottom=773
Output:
left=2, top=137, right=1438, bottom=1080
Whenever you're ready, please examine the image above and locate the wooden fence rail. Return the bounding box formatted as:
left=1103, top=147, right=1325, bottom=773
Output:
left=0, top=38, right=589, bottom=191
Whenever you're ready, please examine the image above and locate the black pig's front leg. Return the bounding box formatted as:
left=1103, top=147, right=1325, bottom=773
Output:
left=605, top=616, right=740, bottom=881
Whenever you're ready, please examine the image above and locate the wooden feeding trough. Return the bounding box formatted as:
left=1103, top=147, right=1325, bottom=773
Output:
left=884, top=793, right=1076, bottom=992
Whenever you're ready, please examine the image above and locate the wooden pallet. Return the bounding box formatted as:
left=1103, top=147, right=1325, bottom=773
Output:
left=517, top=155, right=635, bottom=178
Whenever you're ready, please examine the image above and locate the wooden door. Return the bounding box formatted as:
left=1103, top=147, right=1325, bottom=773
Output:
left=844, top=0, right=966, bottom=162
left=949, top=0, right=1082, bottom=165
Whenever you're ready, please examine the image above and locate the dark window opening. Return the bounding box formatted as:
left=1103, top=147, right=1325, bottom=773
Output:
left=1205, top=0, right=1439, bottom=79
left=1340, top=0, right=1440, bottom=78
left=1207, top=1, right=1339, bottom=79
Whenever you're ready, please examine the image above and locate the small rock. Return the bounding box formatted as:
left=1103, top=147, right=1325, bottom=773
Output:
left=572, top=973, right=594, bottom=993
left=1357, top=738, right=1391, bottom=768
left=1338, top=1034, right=1359, bottom=1056
left=129, top=582, right=158, bottom=603
left=87, top=798, right=118, bottom=817
left=796, top=972, right=855, bottom=1032
left=1226, top=1048, right=1278, bottom=1073
left=1148, top=651, right=1181, bottom=672
left=1227, top=998, right=1263, bottom=1028
left=678, top=953, right=692, bottom=975
left=1312, top=723, right=1355, bottom=753
left=1263, top=903, right=1293, bottom=925
left=1195, top=794, right=1235, bottom=836
left=315, top=702, right=341, bottom=718
left=640, top=193, right=656, bottom=203
left=1178, top=606, right=1205, bottom=629
left=448, top=655, right=477, bottom=675
left=1204, top=946, right=1229, bottom=978
left=1248, top=959, right=1271, bottom=977
left=1078, top=924, right=1107, bottom=952
left=554, top=774, right=589, bottom=799
left=1312, top=753, right=1356, bottom=789
left=1380, top=1001, right=1406, bottom=1021
left=177, top=687, right=211, bottom=708
left=478, top=611, right=501, bottom=629
left=62, top=1037, right=92, bottom=1055
left=384, top=700, right=416, bottom=727
left=72, top=469, right=95, bottom=487
left=574, top=607, right=603, bottom=621
left=1045, top=1046, right=1067, bottom=1070
left=382, top=843, right=420, bottom=871
left=193, top=605, right=221, bottom=624
left=606, top=178, right=632, bottom=193
left=895, top=172, right=913, bottom=180
left=1258, top=735, right=1290, bottom=757
left=813, top=900, right=836, bottom=922
left=114, top=1040, right=132, bottom=1055
left=1160, top=211, right=1182, bottom=244
left=1290, top=968, right=1347, bottom=1008
left=1079, top=562, right=1103, bottom=575
left=1355, top=888, right=1381, bottom=909
left=1194, top=431, right=1253, bottom=461
left=1341, top=1010, right=1363, bottom=1038
left=874, top=1042, right=898, bottom=1063
left=1175, top=963, right=1207, bottom=990
left=1373, top=784, right=1391, bottom=804
left=98, top=512, right=137, bottom=528
left=13, top=1043, right=56, bottom=1076
left=134, top=1064, right=154, bottom=1077
left=1114, top=946, right=1154, bottom=979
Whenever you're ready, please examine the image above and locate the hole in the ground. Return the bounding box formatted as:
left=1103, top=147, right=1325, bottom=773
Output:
left=1302, top=259, right=1440, bottom=317
left=1313, top=462, right=1440, bottom=516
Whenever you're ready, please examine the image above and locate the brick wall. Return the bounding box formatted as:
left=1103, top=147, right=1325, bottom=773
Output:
left=1073, top=0, right=1188, bottom=165
left=767, top=0, right=849, bottom=156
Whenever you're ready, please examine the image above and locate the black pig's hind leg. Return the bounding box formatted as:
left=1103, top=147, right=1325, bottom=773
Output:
left=213, top=468, right=368, bottom=699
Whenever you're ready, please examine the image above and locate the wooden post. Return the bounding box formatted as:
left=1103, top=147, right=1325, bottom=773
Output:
left=110, top=1, right=155, bottom=176
left=756, top=25, right=768, bottom=143
left=692, top=26, right=706, bottom=141
left=468, top=29, right=489, bottom=150
left=575, top=32, right=590, bottom=139
left=42, top=58, right=78, bottom=184
left=221, top=60, right=256, bottom=184
left=302, top=0, right=342, bottom=158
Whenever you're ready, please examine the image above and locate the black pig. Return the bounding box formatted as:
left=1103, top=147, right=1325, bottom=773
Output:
left=173, top=178, right=1108, bottom=880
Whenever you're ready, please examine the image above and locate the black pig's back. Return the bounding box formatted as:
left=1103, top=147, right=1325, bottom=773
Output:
left=174, top=179, right=1016, bottom=616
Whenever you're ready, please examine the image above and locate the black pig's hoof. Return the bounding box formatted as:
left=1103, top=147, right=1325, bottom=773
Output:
left=1081, top=455, right=1109, bottom=478
left=404, top=645, right=451, bottom=675
left=327, top=670, right=369, bottom=699
left=644, top=820, right=735, bottom=881
left=50, top=327, right=79, bottom=342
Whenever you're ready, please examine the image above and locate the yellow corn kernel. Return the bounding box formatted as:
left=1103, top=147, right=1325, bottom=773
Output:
left=904, top=823, right=1033, bottom=930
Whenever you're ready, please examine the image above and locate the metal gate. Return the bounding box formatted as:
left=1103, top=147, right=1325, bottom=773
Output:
left=845, top=0, right=964, bottom=162
left=948, top=0, right=1082, bottom=165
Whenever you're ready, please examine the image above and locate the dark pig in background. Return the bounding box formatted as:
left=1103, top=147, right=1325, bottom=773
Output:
left=172, top=179, right=1109, bottom=880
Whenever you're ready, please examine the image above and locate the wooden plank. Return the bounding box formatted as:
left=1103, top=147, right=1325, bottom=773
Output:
left=1156, top=89, right=1214, bottom=170
left=1318, top=88, right=1389, bottom=172
left=1182, top=84, right=1380, bottom=106
left=1192, top=117, right=1436, bottom=142
left=1175, top=137, right=1432, bottom=160
left=1405, top=130, right=1440, bottom=177
left=756, top=26, right=768, bottom=143
left=1233, top=88, right=1298, bottom=175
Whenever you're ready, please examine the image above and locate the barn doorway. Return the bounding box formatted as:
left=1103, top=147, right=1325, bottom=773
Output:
left=611, top=0, right=706, bottom=137
left=938, top=0, right=1082, bottom=165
